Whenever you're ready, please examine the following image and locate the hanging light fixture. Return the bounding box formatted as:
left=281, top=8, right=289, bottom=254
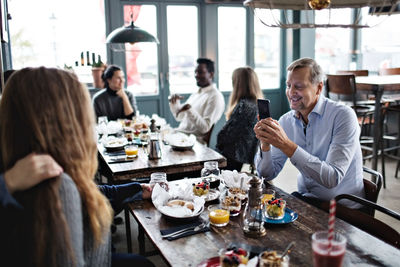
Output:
left=243, top=0, right=400, bottom=28
left=106, top=12, right=159, bottom=52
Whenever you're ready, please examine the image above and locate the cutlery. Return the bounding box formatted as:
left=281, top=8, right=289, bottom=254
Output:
left=162, top=222, right=208, bottom=239
left=281, top=241, right=295, bottom=259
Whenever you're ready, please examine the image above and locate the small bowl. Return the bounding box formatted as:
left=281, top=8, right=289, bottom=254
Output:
left=259, top=251, right=289, bottom=267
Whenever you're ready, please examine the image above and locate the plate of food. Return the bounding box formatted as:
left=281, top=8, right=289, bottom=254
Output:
left=264, top=208, right=298, bottom=224
left=159, top=198, right=205, bottom=222
left=166, top=132, right=196, bottom=150
left=152, top=183, right=205, bottom=222
left=103, top=137, right=128, bottom=152
left=192, top=180, right=220, bottom=202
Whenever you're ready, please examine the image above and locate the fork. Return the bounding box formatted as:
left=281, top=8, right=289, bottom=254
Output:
left=162, top=221, right=208, bottom=239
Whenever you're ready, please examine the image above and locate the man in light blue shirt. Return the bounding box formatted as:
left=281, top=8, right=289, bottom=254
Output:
left=254, top=58, right=364, bottom=209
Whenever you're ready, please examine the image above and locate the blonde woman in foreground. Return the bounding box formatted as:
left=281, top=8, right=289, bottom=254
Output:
left=0, top=67, right=154, bottom=267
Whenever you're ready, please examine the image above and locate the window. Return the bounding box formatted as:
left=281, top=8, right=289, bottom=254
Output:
left=315, top=8, right=352, bottom=74
left=218, top=7, right=246, bottom=92
left=254, top=10, right=281, bottom=89
left=167, top=5, right=198, bottom=95
left=8, top=0, right=106, bottom=84
left=123, top=5, right=158, bottom=96
left=360, top=8, right=400, bottom=73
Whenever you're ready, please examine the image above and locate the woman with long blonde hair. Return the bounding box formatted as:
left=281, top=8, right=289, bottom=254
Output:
left=0, top=67, right=113, bottom=266
left=216, top=67, right=264, bottom=171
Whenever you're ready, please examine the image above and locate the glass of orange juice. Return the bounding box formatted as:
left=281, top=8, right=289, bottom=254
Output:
left=261, top=189, right=275, bottom=204
left=208, top=204, right=229, bottom=227
left=124, top=145, right=138, bottom=158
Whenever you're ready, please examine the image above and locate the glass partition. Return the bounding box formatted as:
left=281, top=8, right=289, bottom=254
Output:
left=315, top=8, right=352, bottom=74
left=360, top=8, right=400, bottom=73
left=254, top=10, right=281, bottom=89
left=218, top=6, right=246, bottom=92
left=167, top=5, right=199, bottom=95
left=123, top=5, right=159, bottom=96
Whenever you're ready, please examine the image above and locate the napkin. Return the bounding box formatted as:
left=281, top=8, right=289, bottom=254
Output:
left=220, top=170, right=250, bottom=191
left=160, top=220, right=210, bottom=241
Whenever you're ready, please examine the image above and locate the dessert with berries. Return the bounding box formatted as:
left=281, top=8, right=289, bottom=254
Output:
left=222, top=195, right=241, bottom=216
left=192, top=181, right=210, bottom=196
left=265, top=198, right=286, bottom=220
left=220, top=247, right=248, bottom=267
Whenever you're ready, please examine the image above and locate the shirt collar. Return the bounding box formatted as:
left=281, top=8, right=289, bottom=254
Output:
left=198, top=84, right=214, bottom=93
left=292, top=94, right=326, bottom=120
left=106, top=87, right=117, bottom=96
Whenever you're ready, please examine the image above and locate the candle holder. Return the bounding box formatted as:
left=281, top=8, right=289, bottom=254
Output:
left=242, top=176, right=266, bottom=237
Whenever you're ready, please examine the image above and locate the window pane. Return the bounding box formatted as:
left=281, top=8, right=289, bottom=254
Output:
left=167, top=5, right=198, bottom=95
left=8, top=0, right=106, bottom=84
left=315, top=9, right=352, bottom=74
left=360, top=8, right=400, bottom=73
left=254, top=10, right=281, bottom=89
left=124, top=5, right=158, bottom=96
left=218, top=7, right=246, bottom=92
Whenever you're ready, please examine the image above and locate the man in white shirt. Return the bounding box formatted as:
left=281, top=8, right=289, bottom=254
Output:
left=169, top=58, right=225, bottom=145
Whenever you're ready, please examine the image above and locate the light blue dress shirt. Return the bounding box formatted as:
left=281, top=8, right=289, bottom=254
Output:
left=255, top=95, right=365, bottom=208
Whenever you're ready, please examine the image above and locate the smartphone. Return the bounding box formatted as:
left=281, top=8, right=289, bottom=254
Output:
left=257, top=99, right=271, bottom=119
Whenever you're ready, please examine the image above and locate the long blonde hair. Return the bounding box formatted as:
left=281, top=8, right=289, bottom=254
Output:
left=0, top=67, right=113, bottom=266
left=226, top=67, right=264, bottom=119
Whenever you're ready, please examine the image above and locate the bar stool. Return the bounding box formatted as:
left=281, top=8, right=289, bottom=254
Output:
left=379, top=67, right=400, bottom=186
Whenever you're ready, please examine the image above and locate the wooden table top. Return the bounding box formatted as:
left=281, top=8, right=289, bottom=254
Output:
left=129, top=180, right=400, bottom=267
left=356, top=75, right=400, bottom=92
left=98, top=141, right=226, bottom=182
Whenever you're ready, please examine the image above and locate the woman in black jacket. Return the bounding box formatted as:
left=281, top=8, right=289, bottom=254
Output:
left=216, top=67, right=264, bottom=171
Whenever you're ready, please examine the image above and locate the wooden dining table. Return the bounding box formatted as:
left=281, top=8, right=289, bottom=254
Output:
left=128, top=179, right=400, bottom=267
left=356, top=75, right=400, bottom=172
left=97, top=141, right=227, bottom=184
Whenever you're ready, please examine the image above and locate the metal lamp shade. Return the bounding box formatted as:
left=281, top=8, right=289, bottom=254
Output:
left=106, top=21, right=159, bottom=44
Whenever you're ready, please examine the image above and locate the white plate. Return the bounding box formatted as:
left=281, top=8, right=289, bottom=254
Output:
left=104, top=138, right=127, bottom=151
left=202, top=189, right=220, bottom=202
left=159, top=203, right=205, bottom=222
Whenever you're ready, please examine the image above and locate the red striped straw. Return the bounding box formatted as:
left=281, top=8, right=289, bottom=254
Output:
left=327, top=199, right=336, bottom=254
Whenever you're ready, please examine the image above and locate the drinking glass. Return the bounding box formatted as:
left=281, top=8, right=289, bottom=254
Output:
left=312, top=231, right=346, bottom=267
left=208, top=204, right=229, bottom=227
left=124, top=145, right=138, bottom=158
left=149, top=172, right=169, bottom=191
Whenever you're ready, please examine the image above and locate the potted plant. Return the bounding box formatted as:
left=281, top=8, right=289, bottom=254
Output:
left=92, top=55, right=106, bottom=89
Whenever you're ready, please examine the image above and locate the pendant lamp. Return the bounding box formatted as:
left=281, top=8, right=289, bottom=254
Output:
left=106, top=13, right=159, bottom=52
left=243, top=0, right=400, bottom=28
left=106, top=21, right=159, bottom=44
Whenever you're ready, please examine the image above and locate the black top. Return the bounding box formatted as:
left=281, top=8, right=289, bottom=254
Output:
left=216, top=98, right=259, bottom=164
left=92, top=87, right=137, bottom=121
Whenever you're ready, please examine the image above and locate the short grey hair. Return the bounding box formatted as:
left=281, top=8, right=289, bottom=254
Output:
left=287, top=57, right=324, bottom=85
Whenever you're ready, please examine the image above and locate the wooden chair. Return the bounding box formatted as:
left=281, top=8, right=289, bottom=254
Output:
left=325, top=74, right=374, bottom=116
left=337, top=69, right=369, bottom=77
left=334, top=194, right=400, bottom=249
left=362, top=166, right=383, bottom=215
left=377, top=67, right=400, bottom=182
left=203, top=124, right=215, bottom=147
left=379, top=67, right=400, bottom=76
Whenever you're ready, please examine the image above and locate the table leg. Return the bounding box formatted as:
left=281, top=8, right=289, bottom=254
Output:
left=138, top=223, right=145, bottom=255
left=371, top=88, right=384, bottom=178
left=124, top=208, right=132, bottom=253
